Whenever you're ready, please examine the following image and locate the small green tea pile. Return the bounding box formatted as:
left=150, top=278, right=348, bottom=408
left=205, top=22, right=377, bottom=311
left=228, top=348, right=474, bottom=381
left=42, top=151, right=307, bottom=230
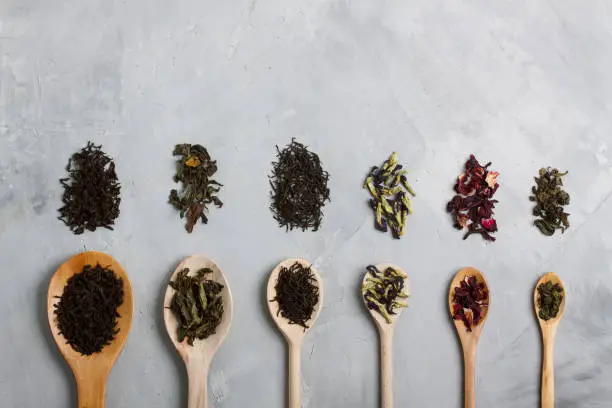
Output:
left=364, top=152, right=416, bottom=239
left=362, top=265, right=409, bottom=324
left=58, top=142, right=121, bottom=234
left=537, top=280, right=564, bottom=321
left=530, top=168, right=570, bottom=236
left=54, top=264, right=124, bottom=355
left=168, top=267, right=224, bottom=345
left=169, top=144, right=223, bottom=233
left=271, top=262, right=320, bottom=329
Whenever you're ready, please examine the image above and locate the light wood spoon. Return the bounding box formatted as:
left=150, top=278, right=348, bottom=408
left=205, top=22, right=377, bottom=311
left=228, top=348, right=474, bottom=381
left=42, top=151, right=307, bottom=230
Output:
left=47, top=251, right=134, bottom=408
left=361, top=264, right=410, bottom=408
left=448, top=267, right=490, bottom=408
left=164, top=255, right=233, bottom=408
left=534, top=272, right=566, bottom=408
left=267, top=258, right=324, bottom=408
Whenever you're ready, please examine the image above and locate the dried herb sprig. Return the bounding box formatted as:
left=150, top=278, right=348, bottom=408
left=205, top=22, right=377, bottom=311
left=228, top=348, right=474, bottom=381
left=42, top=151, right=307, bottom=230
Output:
left=58, top=142, right=121, bottom=234
left=169, top=144, right=223, bottom=233
left=530, top=168, right=570, bottom=236
left=269, top=139, right=331, bottom=231
left=168, top=268, right=224, bottom=345
left=364, top=152, right=416, bottom=239
left=54, top=264, right=124, bottom=355
left=271, top=262, right=319, bottom=329
left=362, top=265, right=409, bottom=324
left=447, top=155, right=499, bottom=241
left=452, top=275, right=488, bottom=332
left=537, top=281, right=564, bottom=321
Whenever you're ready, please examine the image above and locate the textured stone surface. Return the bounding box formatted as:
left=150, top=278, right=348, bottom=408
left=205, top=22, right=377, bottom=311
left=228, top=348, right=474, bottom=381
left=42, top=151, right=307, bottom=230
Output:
left=1, top=0, right=612, bottom=407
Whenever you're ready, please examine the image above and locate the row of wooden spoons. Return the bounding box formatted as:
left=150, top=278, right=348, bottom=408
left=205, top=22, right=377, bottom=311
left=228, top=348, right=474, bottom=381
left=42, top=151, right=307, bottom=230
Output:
left=46, top=252, right=564, bottom=408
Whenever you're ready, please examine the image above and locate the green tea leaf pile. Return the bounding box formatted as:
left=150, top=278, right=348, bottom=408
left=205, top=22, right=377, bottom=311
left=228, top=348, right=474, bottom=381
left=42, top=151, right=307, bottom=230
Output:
left=168, top=268, right=224, bottom=345
left=58, top=142, right=121, bottom=234
left=169, top=144, right=223, bottom=233
left=530, top=167, right=570, bottom=236
left=54, top=264, right=124, bottom=356
left=537, top=280, right=564, bottom=321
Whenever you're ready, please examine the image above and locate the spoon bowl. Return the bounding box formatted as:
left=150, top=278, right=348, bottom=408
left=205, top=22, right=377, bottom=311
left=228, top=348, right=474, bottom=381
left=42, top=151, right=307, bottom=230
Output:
left=534, top=272, right=566, bottom=326
left=47, top=251, right=133, bottom=408
left=534, top=272, right=565, bottom=408
left=362, top=263, right=409, bottom=408
left=267, top=258, right=324, bottom=342
left=448, top=267, right=490, bottom=408
left=267, top=258, right=323, bottom=408
left=163, top=255, right=233, bottom=408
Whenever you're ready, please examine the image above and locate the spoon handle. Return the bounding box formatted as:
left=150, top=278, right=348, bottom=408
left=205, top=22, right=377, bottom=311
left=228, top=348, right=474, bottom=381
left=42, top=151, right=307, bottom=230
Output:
left=463, top=347, right=476, bottom=408
left=288, top=341, right=301, bottom=408
left=187, top=359, right=209, bottom=408
left=77, top=374, right=106, bottom=408
left=379, top=328, right=394, bottom=408
left=541, top=329, right=556, bottom=408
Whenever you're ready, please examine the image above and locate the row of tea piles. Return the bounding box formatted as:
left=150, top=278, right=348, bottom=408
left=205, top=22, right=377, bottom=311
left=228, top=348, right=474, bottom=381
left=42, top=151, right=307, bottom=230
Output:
left=58, top=142, right=121, bottom=234
left=53, top=263, right=124, bottom=355
left=363, top=152, right=416, bottom=239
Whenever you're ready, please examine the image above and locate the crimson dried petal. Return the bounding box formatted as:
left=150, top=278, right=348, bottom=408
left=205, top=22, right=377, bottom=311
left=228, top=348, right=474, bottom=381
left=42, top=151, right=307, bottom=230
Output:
left=452, top=275, right=488, bottom=332
left=481, top=218, right=497, bottom=232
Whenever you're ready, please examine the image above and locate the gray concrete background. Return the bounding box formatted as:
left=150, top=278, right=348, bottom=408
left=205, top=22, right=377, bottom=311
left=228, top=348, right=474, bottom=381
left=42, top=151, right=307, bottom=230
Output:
left=1, top=0, right=612, bottom=407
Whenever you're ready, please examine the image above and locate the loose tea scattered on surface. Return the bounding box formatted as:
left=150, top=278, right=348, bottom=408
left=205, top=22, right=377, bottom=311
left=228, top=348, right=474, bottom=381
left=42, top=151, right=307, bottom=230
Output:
left=530, top=168, right=570, bottom=236
left=169, top=144, right=223, bottom=233
left=364, top=152, right=416, bottom=239
left=168, top=267, right=224, bottom=345
left=269, top=139, right=330, bottom=231
left=58, top=142, right=121, bottom=234
left=452, top=275, right=488, bottom=332
left=54, top=264, right=124, bottom=355
left=362, top=265, right=409, bottom=324
left=537, top=280, right=564, bottom=321
left=271, top=262, right=319, bottom=329
left=447, top=155, right=499, bottom=241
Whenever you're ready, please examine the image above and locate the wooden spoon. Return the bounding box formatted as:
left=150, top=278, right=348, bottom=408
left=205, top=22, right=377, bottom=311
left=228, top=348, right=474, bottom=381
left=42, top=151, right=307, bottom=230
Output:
left=267, top=258, right=324, bottom=408
left=164, top=255, right=233, bottom=408
left=47, top=251, right=134, bottom=408
left=361, top=264, right=410, bottom=408
left=448, top=267, right=490, bottom=408
left=534, top=272, right=566, bottom=408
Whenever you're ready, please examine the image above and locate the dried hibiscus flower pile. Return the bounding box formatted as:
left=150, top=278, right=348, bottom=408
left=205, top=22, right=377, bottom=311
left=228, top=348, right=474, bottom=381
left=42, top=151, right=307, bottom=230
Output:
left=447, top=155, right=499, bottom=241
left=452, top=275, right=489, bottom=332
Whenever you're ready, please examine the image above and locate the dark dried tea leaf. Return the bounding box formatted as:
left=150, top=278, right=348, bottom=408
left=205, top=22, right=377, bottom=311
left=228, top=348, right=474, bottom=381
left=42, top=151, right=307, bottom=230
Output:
left=452, top=275, right=488, bottom=332
left=269, top=139, right=330, bottom=231
left=363, top=152, right=416, bottom=239
left=447, top=155, right=499, bottom=241
left=271, top=262, right=319, bottom=329
left=537, top=280, right=564, bottom=321
left=531, top=167, right=570, bottom=236
left=54, top=264, right=124, bottom=356
left=169, top=144, right=223, bottom=233
left=168, top=267, right=224, bottom=345
left=58, top=142, right=121, bottom=234
left=362, top=265, right=409, bottom=324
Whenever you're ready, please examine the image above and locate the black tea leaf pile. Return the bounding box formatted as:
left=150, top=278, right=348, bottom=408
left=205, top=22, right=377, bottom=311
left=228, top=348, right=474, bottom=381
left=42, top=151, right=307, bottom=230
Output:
left=167, top=267, right=224, bottom=345
left=169, top=144, right=223, bottom=233
left=54, top=264, right=124, bottom=356
left=269, top=139, right=330, bottom=231
left=58, top=142, right=121, bottom=234
left=271, top=262, right=320, bottom=329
